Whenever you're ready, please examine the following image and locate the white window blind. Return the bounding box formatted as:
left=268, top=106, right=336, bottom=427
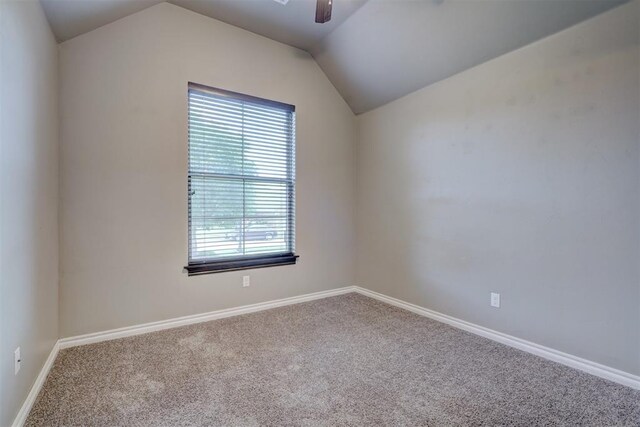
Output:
left=187, top=83, right=296, bottom=273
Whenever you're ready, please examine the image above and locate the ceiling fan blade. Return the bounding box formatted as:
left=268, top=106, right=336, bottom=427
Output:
left=315, top=0, right=332, bottom=23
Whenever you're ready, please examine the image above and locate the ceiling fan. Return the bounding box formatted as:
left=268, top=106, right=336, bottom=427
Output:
left=315, top=0, right=333, bottom=23
left=273, top=0, right=333, bottom=24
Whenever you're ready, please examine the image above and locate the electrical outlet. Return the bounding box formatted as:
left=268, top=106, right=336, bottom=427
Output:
left=490, top=292, right=500, bottom=308
left=242, top=275, right=250, bottom=287
left=14, top=347, right=21, bottom=375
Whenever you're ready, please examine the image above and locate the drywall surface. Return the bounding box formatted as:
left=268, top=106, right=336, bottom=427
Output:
left=0, top=1, right=59, bottom=424
left=59, top=3, right=356, bottom=337
left=356, top=1, right=640, bottom=375
left=312, top=0, right=627, bottom=114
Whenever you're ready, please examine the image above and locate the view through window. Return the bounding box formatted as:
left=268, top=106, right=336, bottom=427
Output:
left=186, top=83, right=296, bottom=274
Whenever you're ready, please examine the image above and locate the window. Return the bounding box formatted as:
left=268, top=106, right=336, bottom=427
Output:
left=185, top=83, right=297, bottom=275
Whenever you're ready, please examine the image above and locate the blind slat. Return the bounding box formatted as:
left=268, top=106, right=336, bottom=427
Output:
left=188, top=85, right=296, bottom=263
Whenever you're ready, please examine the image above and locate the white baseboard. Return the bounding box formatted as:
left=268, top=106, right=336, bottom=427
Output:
left=13, top=284, right=639, bottom=427
left=12, top=341, right=60, bottom=427
left=13, top=286, right=355, bottom=426
left=353, top=286, right=640, bottom=390
left=59, top=286, right=356, bottom=349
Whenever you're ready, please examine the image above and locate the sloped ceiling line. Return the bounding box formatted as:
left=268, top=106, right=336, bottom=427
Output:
left=41, top=0, right=628, bottom=114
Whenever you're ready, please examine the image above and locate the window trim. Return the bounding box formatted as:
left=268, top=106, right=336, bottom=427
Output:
left=188, top=82, right=296, bottom=114
left=185, top=253, right=299, bottom=276
left=185, top=82, right=298, bottom=275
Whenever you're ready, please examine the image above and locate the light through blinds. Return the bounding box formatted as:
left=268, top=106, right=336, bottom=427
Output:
left=186, top=83, right=297, bottom=275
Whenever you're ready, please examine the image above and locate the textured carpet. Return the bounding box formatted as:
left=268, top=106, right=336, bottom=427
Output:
left=26, top=293, right=640, bottom=426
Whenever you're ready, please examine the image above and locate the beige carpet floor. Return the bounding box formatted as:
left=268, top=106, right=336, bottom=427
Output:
left=26, top=293, right=640, bottom=426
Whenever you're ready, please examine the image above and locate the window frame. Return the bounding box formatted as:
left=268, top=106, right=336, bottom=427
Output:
left=184, top=82, right=298, bottom=276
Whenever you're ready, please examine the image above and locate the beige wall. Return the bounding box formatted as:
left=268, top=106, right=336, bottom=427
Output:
left=34, top=0, right=638, bottom=393
left=0, top=0, right=59, bottom=424
left=356, top=1, right=640, bottom=375
left=59, top=3, right=356, bottom=337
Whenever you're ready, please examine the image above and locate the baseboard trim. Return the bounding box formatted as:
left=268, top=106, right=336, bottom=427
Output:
left=13, top=286, right=355, bottom=426
left=353, top=286, right=640, bottom=390
left=13, top=284, right=639, bottom=427
left=59, top=286, right=356, bottom=349
left=12, top=341, right=60, bottom=427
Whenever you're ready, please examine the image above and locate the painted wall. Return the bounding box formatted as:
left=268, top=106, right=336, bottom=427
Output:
left=0, top=1, right=59, bottom=424
left=59, top=3, right=356, bottom=337
left=311, top=0, right=626, bottom=114
left=356, top=1, right=640, bottom=375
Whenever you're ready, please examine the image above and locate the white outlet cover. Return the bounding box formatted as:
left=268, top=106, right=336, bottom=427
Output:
left=243, top=276, right=250, bottom=287
left=14, top=347, right=21, bottom=375
left=490, top=292, right=500, bottom=308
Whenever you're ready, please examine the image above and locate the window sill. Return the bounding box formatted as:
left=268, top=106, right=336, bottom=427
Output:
left=184, top=253, right=299, bottom=276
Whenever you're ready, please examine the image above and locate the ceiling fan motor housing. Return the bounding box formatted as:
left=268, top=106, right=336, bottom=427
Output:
left=316, top=0, right=333, bottom=23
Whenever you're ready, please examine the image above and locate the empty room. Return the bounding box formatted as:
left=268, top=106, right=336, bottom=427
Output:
left=1, top=0, right=639, bottom=425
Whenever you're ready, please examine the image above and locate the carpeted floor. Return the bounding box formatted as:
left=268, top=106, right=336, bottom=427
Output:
left=26, top=293, right=640, bottom=426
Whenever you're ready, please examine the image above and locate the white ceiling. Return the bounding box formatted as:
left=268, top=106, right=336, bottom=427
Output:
left=41, top=0, right=165, bottom=43
left=312, top=0, right=629, bottom=113
left=40, top=0, right=628, bottom=114
left=40, top=0, right=368, bottom=50
left=169, top=0, right=368, bottom=50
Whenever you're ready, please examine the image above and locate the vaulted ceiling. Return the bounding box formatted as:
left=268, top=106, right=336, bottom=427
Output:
left=312, top=0, right=628, bottom=113
left=40, top=0, right=368, bottom=49
left=40, top=0, right=628, bottom=114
